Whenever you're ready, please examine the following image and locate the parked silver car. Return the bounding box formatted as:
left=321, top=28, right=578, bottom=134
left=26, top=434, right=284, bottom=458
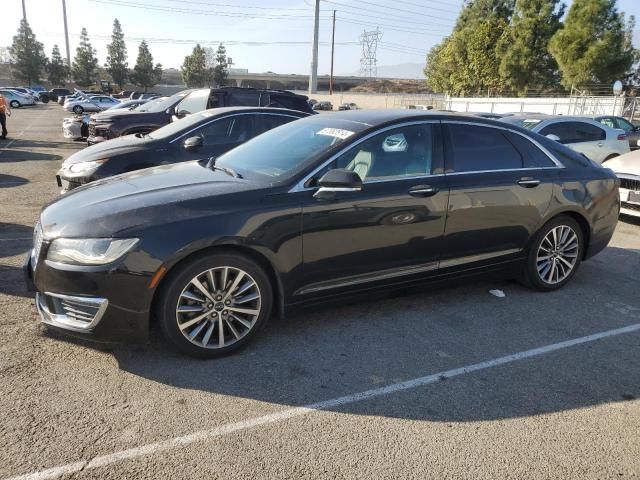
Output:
left=500, top=115, right=629, bottom=164
left=0, top=88, right=36, bottom=107
left=64, top=92, right=120, bottom=114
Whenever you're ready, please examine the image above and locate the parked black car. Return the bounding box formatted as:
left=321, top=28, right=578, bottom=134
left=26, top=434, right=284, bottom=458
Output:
left=49, top=88, right=73, bottom=102
left=595, top=115, right=640, bottom=150
left=338, top=102, right=360, bottom=111
left=25, top=111, right=619, bottom=358
left=87, top=87, right=314, bottom=145
left=57, top=107, right=310, bottom=191
left=313, top=101, right=333, bottom=111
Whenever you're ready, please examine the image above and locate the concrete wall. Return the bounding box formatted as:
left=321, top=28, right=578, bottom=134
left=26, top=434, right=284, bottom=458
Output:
left=445, top=96, right=625, bottom=116
left=295, top=91, right=445, bottom=110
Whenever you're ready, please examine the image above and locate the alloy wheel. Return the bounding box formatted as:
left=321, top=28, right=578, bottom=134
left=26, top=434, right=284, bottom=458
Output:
left=536, top=225, right=579, bottom=285
left=175, top=266, right=262, bottom=349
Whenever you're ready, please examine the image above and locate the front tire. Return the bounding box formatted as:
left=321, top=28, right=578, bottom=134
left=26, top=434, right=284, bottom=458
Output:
left=73, top=105, right=84, bottom=114
left=524, top=215, right=583, bottom=291
left=157, top=252, right=273, bottom=358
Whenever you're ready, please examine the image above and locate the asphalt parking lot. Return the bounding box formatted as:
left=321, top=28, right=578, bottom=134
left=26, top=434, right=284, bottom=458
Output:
left=1, top=104, right=639, bottom=479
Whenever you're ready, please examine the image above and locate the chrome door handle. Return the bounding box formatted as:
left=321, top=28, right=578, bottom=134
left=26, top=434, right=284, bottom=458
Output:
left=597, top=142, right=603, bottom=147
left=408, top=185, right=439, bottom=197
left=517, top=178, right=540, bottom=188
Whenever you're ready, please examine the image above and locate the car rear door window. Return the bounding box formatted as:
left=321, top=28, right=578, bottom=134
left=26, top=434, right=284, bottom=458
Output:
left=227, top=91, right=259, bottom=106
left=503, top=132, right=556, bottom=168
left=446, top=124, right=523, bottom=172
left=615, top=117, right=635, bottom=132
left=540, top=121, right=605, bottom=143
left=336, top=124, right=440, bottom=182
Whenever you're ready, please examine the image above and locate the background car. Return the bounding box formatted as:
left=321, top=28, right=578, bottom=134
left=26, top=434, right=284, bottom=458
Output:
left=500, top=115, right=629, bottom=163
left=313, top=101, right=333, bottom=111
left=27, top=111, right=619, bottom=358
left=62, top=114, right=90, bottom=140
left=0, top=89, right=35, bottom=107
left=87, top=87, right=313, bottom=145
left=57, top=106, right=310, bottom=191
left=107, top=99, right=150, bottom=111
left=64, top=94, right=120, bottom=114
left=601, top=150, right=640, bottom=217
left=338, top=102, right=360, bottom=111
left=8, top=87, right=40, bottom=103
left=595, top=115, right=640, bottom=150
left=49, top=88, right=73, bottom=102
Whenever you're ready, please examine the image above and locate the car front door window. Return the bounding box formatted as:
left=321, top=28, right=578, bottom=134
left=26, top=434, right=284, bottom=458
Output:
left=335, top=124, right=439, bottom=182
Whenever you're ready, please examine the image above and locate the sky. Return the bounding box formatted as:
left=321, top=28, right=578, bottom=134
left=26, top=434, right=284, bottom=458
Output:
left=1, top=0, right=639, bottom=77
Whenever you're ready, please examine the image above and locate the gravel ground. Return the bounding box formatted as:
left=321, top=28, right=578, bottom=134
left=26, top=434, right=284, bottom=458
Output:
left=0, top=104, right=639, bottom=480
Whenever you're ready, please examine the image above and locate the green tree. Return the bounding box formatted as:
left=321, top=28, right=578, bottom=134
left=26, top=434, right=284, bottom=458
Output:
left=47, top=45, right=67, bottom=86
left=549, top=0, right=636, bottom=89
left=105, top=19, right=128, bottom=89
left=181, top=44, right=210, bottom=87
left=71, top=28, right=98, bottom=87
left=130, top=40, right=162, bottom=91
left=9, top=19, right=47, bottom=86
left=425, top=1, right=512, bottom=95
left=213, top=43, right=229, bottom=86
left=498, top=0, right=564, bottom=95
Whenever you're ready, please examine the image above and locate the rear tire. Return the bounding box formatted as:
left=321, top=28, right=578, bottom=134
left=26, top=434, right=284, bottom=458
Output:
left=523, top=215, right=583, bottom=291
left=157, top=252, right=273, bottom=358
left=602, top=154, right=619, bottom=164
left=9, top=100, right=19, bottom=108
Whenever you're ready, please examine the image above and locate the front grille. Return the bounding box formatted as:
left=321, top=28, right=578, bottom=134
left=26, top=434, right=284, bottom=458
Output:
left=32, top=222, right=43, bottom=267
left=88, top=124, right=97, bottom=136
left=619, top=177, right=640, bottom=192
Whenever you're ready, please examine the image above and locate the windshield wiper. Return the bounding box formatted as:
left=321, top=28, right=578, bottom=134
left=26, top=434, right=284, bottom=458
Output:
left=213, top=165, right=242, bottom=178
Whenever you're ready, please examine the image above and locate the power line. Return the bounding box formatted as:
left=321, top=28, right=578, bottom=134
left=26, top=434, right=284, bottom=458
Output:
left=339, top=18, right=448, bottom=36
left=166, top=0, right=310, bottom=11
left=321, top=0, right=456, bottom=24
left=333, top=9, right=455, bottom=31
left=87, top=0, right=332, bottom=20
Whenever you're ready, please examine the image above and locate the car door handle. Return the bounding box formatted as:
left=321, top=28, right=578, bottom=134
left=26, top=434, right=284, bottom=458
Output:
left=408, top=185, right=439, bottom=197
left=517, top=178, right=540, bottom=188
left=597, top=142, right=603, bottom=147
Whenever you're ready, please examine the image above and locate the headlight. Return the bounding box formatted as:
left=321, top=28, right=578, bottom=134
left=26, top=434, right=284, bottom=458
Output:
left=47, top=238, right=139, bottom=265
left=68, top=159, right=108, bottom=174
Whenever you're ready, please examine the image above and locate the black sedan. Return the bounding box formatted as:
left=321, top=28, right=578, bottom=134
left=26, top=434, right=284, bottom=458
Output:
left=56, top=107, right=310, bottom=191
left=26, top=111, right=619, bottom=358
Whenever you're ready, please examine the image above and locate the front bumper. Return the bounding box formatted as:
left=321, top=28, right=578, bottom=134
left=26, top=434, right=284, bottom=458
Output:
left=24, top=244, right=155, bottom=343
left=618, top=176, right=640, bottom=218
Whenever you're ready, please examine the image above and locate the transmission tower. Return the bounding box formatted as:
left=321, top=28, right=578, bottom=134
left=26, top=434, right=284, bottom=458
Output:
left=359, top=28, right=381, bottom=78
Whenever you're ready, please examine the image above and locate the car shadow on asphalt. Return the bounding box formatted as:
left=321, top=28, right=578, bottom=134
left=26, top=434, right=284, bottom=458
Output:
left=0, top=150, right=62, bottom=163
left=0, top=174, right=29, bottom=188
left=36, top=246, right=640, bottom=422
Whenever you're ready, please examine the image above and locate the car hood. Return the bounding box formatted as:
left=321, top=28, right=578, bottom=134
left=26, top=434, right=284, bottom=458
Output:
left=605, top=150, right=640, bottom=176
left=62, top=135, right=150, bottom=165
left=41, top=161, right=263, bottom=238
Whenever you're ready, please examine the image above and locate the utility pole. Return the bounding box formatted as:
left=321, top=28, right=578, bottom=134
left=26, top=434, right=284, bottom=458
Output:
left=62, top=0, right=71, bottom=69
left=22, top=0, right=27, bottom=21
left=308, top=0, right=319, bottom=94
left=329, top=10, right=335, bottom=95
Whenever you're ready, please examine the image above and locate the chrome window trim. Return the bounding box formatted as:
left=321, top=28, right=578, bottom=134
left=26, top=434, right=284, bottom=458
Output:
left=442, top=120, right=565, bottom=169
left=289, top=119, right=566, bottom=193
left=169, top=112, right=303, bottom=144
left=289, top=120, right=442, bottom=192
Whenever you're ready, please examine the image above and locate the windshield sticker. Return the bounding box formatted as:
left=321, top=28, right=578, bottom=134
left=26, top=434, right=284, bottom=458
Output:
left=317, top=128, right=355, bottom=140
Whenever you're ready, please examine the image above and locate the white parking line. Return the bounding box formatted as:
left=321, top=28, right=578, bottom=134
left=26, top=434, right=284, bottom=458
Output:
left=5, top=322, right=640, bottom=480
left=0, top=110, right=46, bottom=156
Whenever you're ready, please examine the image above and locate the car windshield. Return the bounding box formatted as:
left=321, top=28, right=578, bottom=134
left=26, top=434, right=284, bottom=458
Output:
left=147, top=110, right=215, bottom=140
left=134, top=95, right=177, bottom=112
left=500, top=117, right=543, bottom=129
left=215, top=117, right=368, bottom=182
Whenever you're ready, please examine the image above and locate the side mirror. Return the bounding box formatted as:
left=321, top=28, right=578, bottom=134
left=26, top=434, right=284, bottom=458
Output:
left=183, top=136, right=203, bottom=152
left=313, top=169, right=362, bottom=200
left=545, top=134, right=561, bottom=142
left=165, top=107, right=175, bottom=115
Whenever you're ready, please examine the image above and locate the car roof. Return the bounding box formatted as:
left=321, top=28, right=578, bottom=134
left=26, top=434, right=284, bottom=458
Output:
left=194, top=106, right=311, bottom=117
left=315, top=109, right=516, bottom=127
